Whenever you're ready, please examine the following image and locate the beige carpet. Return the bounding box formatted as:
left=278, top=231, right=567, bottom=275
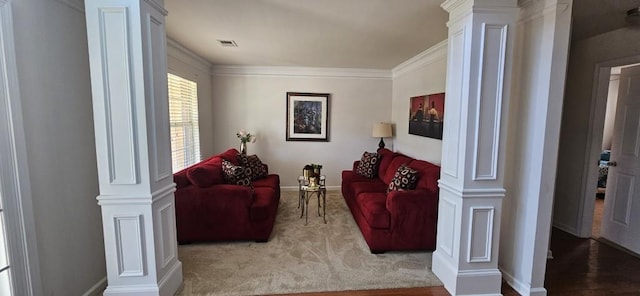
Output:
left=177, top=190, right=441, bottom=296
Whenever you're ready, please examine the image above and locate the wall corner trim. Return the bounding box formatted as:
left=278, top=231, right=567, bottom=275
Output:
left=392, top=39, right=448, bottom=78
left=211, top=65, right=392, bottom=79
left=56, top=0, right=85, bottom=13
left=81, top=277, right=107, bottom=296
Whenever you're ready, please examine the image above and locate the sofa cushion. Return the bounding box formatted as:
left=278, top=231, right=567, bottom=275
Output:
left=388, top=164, right=418, bottom=192
left=238, top=154, right=268, bottom=180
left=355, top=151, right=380, bottom=178
left=186, top=164, right=224, bottom=188
left=409, top=159, right=440, bottom=192
left=219, top=148, right=241, bottom=165
left=174, top=172, right=191, bottom=189
left=351, top=181, right=389, bottom=198
left=382, top=155, right=414, bottom=185
left=376, top=148, right=396, bottom=178
left=221, top=159, right=253, bottom=188
left=355, top=192, right=390, bottom=229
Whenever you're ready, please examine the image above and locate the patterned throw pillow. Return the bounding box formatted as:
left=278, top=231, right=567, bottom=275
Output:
left=221, top=159, right=253, bottom=188
left=387, top=164, right=418, bottom=192
left=355, top=152, right=379, bottom=178
left=237, top=154, right=268, bottom=180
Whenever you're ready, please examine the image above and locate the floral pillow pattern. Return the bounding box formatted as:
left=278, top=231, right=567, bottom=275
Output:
left=237, top=154, right=268, bottom=180
left=355, top=151, right=380, bottom=178
left=221, top=159, right=253, bottom=188
left=387, top=164, right=418, bottom=192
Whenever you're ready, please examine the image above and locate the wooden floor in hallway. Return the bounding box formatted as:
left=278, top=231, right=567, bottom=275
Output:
left=275, top=227, right=640, bottom=296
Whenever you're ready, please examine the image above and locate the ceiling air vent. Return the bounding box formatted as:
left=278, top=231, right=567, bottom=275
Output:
left=218, top=40, right=238, bottom=47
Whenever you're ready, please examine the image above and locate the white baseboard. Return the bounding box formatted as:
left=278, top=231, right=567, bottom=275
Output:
left=433, top=251, right=503, bottom=296
left=501, top=269, right=547, bottom=296
left=82, top=277, right=107, bottom=296
left=103, top=261, right=183, bottom=296
left=159, top=261, right=183, bottom=296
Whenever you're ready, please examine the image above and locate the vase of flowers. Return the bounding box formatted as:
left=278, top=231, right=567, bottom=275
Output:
left=236, top=129, right=256, bottom=155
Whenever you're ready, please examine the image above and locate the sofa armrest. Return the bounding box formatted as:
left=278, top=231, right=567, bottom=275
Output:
left=206, top=184, right=253, bottom=207
left=386, top=189, right=438, bottom=230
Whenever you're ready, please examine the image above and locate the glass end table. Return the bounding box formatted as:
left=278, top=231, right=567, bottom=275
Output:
left=297, top=175, right=327, bottom=225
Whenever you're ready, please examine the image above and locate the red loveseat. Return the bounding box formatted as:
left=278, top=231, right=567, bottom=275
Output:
left=173, top=148, right=280, bottom=243
left=341, top=148, right=440, bottom=253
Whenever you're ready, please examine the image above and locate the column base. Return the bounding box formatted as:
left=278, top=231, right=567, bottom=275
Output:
left=103, top=261, right=182, bottom=296
left=433, top=250, right=502, bottom=296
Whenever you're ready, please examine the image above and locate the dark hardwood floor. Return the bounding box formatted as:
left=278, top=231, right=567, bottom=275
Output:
left=273, top=228, right=640, bottom=296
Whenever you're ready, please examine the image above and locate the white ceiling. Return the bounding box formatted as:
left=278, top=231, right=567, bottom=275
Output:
left=164, top=0, right=449, bottom=69
left=164, top=0, right=640, bottom=69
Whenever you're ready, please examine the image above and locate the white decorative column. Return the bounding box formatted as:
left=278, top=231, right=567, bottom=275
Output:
left=432, top=0, right=518, bottom=295
left=84, top=0, right=183, bottom=295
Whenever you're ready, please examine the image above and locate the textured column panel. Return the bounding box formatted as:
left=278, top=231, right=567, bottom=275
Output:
left=473, top=24, right=508, bottom=181
left=442, top=28, right=467, bottom=180
left=468, top=207, right=494, bottom=262
left=144, top=11, right=172, bottom=182
left=438, top=192, right=458, bottom=258
left=99, top=7, right=139, bottom=185
left=158, top=202, right=176, bottom=268
left=114, top=215, right=146, bottom=277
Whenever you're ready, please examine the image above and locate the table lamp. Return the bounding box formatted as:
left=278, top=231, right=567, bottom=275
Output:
left=372, top=123, right=393, bottom=150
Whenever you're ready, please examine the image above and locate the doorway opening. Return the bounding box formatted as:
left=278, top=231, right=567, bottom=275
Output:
left=586, top=62, right=640, bottom=252
left=590, top=67, right=621, bottom=239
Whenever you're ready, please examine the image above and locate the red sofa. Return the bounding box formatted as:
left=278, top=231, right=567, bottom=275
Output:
left=341, top=148, right=440, bottom=253
left=173, top=148, right=280, bottom=243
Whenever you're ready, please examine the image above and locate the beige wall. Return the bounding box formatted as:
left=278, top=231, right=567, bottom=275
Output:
left=13, top=0, right=105, bottom=294
left=210, top=70, right=392, bottom=188
left=391, top=43, right=447, bottom=164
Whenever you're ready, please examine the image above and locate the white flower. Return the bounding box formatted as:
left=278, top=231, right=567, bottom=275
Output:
left=236, top=130, right=256, bottom=144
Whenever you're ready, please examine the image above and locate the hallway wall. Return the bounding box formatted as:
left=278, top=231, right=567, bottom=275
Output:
left=12, top=0, right=106, bottom=294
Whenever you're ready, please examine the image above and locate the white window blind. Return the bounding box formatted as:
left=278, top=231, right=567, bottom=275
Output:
left=168, top=73, right=201, bottom=172
left=0, top=188, right=11, bottom=296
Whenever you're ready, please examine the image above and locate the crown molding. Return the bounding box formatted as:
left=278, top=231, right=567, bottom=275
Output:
left=167, top=38, right=213, bottom=74
left=211, top=66, right=392, bottom=79
left=392, top=39, right=448, bottom=78
left=56, top=0, right=84, bottom=13
left=518, top=0, right=570, bottom=24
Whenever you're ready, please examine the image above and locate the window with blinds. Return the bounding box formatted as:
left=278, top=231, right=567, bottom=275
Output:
left=168, top=73, right=201, bottom=172
left=0, top=189, right=11, bottom=296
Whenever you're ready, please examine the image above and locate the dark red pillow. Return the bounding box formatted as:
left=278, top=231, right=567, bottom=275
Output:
left=186, top=164, right=224, bottom=188
left=173, top=173, right=191, bottom=189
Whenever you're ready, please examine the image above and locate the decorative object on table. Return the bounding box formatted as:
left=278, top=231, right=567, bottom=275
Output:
left=303, top=163, right=323, bottom=180
left=297, top=175, right=327, bottom=225
left=372, top=122, right=393, bottom=150
left=308, top=177, right=317, bottom=188
left=286, top=92, right=330, bottom=141
left=236, top=129, right=256, bottom=155
left=409, top=92, right=445, bottom=139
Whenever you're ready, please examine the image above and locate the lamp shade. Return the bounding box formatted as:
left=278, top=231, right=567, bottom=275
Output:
left=372, top=123, right=393, bottom=138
